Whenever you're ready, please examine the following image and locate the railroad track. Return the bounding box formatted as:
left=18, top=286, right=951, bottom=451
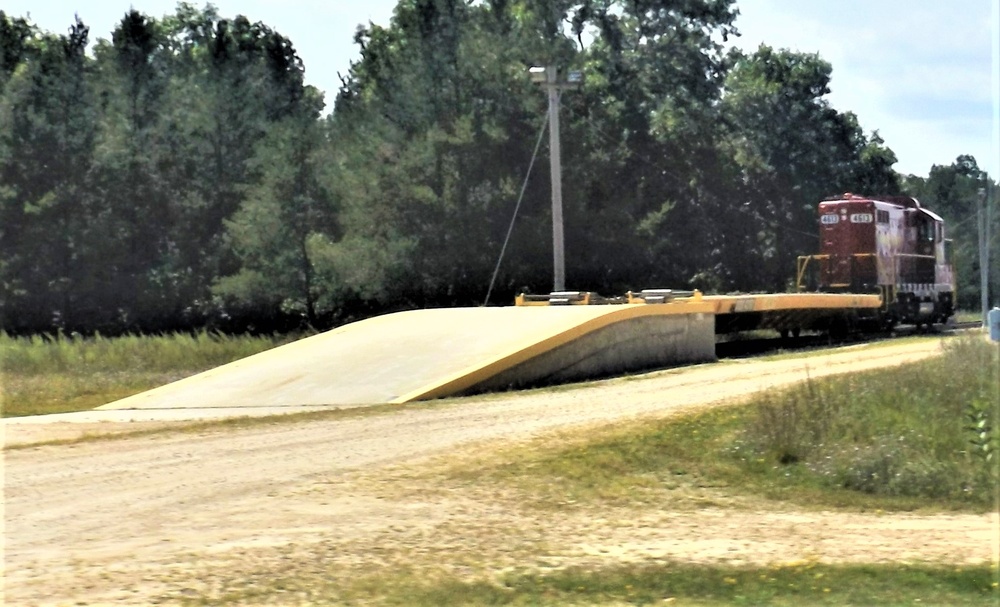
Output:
left=717, top=320, right=982, bottom=360
left=951, top=320, right=985, bottom=331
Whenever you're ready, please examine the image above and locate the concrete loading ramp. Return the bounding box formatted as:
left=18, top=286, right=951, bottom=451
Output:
left=98, top=303, right=716, bottom=411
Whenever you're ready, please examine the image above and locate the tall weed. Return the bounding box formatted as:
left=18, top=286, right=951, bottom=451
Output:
left=0, top=331, right=288, bottom=375
left=742, top=336, right=997, bottom=504
left=748, top=370, right=837, bottom=464
left=0, top=331, right=294, bottom=416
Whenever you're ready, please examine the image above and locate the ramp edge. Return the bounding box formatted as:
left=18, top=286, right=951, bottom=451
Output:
left=390, top=302, right=714, bottom=403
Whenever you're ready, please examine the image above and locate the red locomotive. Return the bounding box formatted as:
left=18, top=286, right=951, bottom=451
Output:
left=797, top=193, right=955, bottom=328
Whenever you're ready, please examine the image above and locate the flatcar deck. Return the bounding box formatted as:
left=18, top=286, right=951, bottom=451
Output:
left=517, top=289, right=883, bottom=334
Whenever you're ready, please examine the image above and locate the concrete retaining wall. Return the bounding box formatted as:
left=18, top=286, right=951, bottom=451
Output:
left=466, top=312, right=715, bottom=394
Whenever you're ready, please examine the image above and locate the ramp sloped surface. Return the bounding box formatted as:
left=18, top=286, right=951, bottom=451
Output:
left=97, top=304, right=713, bottom=410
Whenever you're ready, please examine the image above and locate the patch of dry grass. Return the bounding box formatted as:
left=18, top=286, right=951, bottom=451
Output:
left=1, top=331, right=288, bottom=417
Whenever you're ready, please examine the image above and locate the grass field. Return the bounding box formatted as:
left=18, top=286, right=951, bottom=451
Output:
left=0, top=331, right=292, bottom=417
left=955, top=309, right=989, bottom=324
left=450, top=337, right=999, bottom=512
left=189, top=562, right=996, bottom=606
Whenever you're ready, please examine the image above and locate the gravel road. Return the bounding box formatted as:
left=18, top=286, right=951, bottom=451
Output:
left=3, top=338, right=993, bottom=605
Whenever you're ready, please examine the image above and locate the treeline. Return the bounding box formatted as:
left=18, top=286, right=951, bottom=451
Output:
left=0, top=1, right=995, bottom=334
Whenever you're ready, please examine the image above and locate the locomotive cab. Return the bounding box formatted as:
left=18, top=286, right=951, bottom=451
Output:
left=814, top=197, right=880, bottom=291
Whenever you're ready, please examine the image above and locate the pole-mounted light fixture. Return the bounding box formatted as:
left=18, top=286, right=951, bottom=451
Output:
left=529, top=65, right=582, bottom=292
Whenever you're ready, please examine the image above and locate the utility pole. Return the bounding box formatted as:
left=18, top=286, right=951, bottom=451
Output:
left=988, top=183, right=994, bottom=307
left=980, top=185, right=989, bottom=326
left=530, top=65, right=581, bottom=292
left=546, top=64, right=565, bottom=292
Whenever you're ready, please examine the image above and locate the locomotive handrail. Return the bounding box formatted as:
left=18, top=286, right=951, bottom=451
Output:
left=880, top=284, right=895, bottom=311
left=796, top=253, right=876, bottom=291
left=796, top=254, right=828, bottom=290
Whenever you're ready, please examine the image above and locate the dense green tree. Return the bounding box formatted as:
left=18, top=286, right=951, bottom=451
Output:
left=1, top=5, right=323, bottom=332
left=558, top=0, right=738, bottom=292
left=0, top=17, right=98, bottom=330
left=902, top=156, right=998, bottom=309
left=145, top=5, right=314, bottom=329
left=331, top=0, right=741, bottom=306
left=853, top=132, right=902, bottom=195
left=330, top=0, right=557, bottom=306
left=214, top=90, right=337, bottom=327
left=85, top=10, right=177, bottom=327
left=0, top=11, right=34, bottom=91
left=718, top=45, right=901, bottom=291
left=0, top=1, right=987, bottom=334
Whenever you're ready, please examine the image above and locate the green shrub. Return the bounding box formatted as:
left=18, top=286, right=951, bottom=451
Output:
left=747, top=373, right=837, bottom=464
left=888, top=457, right=961, bottom=498
left=741, top=336, right=997, bottom=505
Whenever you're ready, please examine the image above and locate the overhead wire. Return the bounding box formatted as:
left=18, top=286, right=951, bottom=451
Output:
left=483, top=113, right=550, bottom=306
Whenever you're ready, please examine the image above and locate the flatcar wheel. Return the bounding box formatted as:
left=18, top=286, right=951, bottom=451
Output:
left=828, top=323, right=848, bottom=341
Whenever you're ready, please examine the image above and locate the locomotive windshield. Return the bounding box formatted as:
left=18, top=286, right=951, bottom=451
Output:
left=917, top=221, right=934, bottom=242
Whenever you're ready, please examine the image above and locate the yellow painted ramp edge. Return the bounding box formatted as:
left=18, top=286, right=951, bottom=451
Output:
left=390, top=301, right=714, bottom=404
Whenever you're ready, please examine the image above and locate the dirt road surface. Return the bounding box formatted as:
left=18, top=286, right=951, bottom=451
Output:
left=3, top=339, right=995, bottom=605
